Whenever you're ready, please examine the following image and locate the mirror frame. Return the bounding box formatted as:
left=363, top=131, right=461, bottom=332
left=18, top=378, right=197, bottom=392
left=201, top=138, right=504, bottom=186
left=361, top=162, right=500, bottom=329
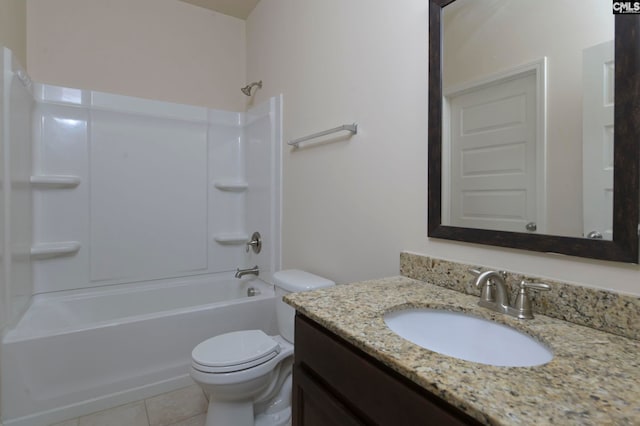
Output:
left=428, top=0, right=640, bottom=263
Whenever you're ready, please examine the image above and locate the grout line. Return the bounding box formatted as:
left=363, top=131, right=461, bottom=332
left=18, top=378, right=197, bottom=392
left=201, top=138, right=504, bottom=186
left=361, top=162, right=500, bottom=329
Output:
left=143, top=397, right=152, bottom=426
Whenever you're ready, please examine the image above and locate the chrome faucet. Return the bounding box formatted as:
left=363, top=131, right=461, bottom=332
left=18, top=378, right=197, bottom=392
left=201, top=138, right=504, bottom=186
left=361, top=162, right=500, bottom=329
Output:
left=235, top=265, right=259, bottom=279
left=470, top=269, right=550, bottom=319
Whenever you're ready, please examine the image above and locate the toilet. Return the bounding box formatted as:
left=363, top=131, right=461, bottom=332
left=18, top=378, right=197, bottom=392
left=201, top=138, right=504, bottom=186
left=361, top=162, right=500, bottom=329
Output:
left=190, top=270, right=335, bottom=426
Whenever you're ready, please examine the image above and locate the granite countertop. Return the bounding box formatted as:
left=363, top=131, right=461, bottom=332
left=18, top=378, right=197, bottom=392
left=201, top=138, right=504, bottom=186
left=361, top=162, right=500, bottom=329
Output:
left=284, top=276, right=640, bottom=426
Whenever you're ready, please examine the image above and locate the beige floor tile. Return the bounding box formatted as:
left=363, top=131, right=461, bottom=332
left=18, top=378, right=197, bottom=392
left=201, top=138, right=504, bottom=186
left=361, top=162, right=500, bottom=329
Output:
left=167, top=413, right=206, bottom=426
left=50, top=419, right=79, bottom=426
left=77, top=401, right=149, bottom=426
left=145, top=385, right=207, bottom=426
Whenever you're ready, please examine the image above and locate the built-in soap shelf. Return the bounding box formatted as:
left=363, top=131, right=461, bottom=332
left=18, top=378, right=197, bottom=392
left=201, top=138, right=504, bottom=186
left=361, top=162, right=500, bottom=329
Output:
left=213, top=181, right=248, bottom=192
left=31, top=175, right=81, bottom=188
left=214, top=234, right=249, bottom=245
left=31, top=241, right=81, bottom=259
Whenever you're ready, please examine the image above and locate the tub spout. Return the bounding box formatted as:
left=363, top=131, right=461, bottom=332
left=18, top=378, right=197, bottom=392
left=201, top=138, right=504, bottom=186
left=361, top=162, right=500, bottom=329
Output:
left=235, top=265, right=259, bottom=279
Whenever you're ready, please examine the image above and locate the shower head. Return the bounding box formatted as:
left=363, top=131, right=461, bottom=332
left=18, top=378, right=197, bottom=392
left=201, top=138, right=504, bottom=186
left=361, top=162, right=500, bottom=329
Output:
left=241, top=81, right=263, bottom=96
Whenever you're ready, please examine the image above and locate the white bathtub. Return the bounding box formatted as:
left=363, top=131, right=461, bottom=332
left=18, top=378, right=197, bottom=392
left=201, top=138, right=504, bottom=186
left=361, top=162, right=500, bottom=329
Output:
left=1, top=274, right=277, bottom=426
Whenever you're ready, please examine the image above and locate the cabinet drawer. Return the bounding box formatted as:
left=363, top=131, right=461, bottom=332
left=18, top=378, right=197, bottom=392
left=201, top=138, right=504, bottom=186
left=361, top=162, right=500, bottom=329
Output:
left=294, top=314, right=480, bottom=425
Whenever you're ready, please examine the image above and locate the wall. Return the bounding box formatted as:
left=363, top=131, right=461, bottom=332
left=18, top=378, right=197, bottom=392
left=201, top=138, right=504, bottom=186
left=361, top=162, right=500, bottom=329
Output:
left=246, top=0, right=640, bottom=296
left=0, top=0, right=26, bottom=68
left=246, top=0, right=431, bottom=284
left=26, top=0, right=247, bottom=111
left=443, top=0, right=613, bottom=237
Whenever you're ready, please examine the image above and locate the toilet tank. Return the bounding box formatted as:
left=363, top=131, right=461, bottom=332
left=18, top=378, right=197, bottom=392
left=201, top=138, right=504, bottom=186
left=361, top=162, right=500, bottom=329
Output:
left=273, top=270, right=335, bottom=343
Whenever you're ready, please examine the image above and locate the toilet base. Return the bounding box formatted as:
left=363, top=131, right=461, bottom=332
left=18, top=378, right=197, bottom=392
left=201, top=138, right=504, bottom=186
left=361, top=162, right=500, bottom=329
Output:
left=255, top=407, right=291, bottom=426
left=201, top=373, right=292, bottom=426
left=255, top=373, right=292, bottom=426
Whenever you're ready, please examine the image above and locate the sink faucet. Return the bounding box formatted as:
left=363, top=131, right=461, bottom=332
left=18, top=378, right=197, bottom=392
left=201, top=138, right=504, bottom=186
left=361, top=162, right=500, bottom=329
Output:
left=235, top=265, right=259, bottom=279
left=470, top=269, right=550, bottom=319
left=472, top=270, right=510, bottom=307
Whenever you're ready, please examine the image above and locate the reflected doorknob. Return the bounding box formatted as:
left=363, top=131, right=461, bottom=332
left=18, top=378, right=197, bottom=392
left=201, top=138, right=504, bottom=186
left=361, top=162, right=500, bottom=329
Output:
left=587, top=231, right=603, bottom=239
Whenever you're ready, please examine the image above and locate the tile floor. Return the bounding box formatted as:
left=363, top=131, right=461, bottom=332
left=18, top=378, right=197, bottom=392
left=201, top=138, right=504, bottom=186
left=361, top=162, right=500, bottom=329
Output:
left=50, top=384, right=208, bottom=426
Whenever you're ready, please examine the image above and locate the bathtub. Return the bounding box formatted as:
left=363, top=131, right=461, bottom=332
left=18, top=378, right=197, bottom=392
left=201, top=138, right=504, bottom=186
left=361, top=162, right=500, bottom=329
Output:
left=1, top=274, right=277, bottom=426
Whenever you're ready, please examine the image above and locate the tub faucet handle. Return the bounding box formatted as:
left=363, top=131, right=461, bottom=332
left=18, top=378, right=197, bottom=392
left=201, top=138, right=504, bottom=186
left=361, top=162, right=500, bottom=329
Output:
left=246, top=232, right=262, bottom=254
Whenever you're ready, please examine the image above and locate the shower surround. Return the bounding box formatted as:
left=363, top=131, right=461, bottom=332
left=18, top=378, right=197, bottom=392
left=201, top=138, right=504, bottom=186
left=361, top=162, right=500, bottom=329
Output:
left=0, top=47, right=282, bottom=426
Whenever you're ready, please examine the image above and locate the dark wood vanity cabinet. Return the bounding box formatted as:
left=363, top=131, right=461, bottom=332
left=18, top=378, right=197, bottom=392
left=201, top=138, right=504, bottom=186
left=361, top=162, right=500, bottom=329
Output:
left=292, top=314, right=482, bottom=426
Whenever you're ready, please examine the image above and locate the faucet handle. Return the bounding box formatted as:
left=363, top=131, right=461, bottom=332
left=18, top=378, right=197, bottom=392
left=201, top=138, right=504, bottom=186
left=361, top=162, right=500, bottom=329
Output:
left=513, top=280, right=550, bottom=319
left=245, top=232, right=262, bottom=254
left=520, top=281, right=550, bottom=291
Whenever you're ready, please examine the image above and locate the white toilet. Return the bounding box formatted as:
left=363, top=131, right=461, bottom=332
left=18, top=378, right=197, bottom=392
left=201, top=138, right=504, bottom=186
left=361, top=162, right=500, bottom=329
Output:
left=190, top=270, right=335, bottom=426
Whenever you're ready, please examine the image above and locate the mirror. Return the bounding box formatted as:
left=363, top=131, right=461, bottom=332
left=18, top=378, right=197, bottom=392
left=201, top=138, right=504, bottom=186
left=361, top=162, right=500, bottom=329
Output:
left=428, top=0, right=639, bottom=263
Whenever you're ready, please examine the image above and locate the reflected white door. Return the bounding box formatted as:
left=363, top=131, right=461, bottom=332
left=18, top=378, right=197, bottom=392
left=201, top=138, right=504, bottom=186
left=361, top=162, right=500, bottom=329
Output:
left=446, top=71, right=540, bottom=233
left=583, top=40, right=614, bottom=240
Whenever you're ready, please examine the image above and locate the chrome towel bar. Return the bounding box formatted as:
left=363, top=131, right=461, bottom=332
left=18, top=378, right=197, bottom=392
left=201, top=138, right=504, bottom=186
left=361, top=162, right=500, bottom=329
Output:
left=288, top=123, right=358, bottom=147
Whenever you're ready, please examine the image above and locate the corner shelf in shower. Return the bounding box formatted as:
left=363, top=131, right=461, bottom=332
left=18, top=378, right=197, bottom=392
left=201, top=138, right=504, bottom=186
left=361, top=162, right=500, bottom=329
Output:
left=31, top=175, right=81, bottom=188
left=214, top=234, right=249, bottom=245
left=31, top=241, right=81, bottom=259
left=213, top=181, right=248, bottom=192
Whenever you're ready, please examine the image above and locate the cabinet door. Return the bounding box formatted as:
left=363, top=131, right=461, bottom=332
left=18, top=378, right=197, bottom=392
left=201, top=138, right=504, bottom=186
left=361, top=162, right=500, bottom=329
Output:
left=293, top=364, right=364, bottom=426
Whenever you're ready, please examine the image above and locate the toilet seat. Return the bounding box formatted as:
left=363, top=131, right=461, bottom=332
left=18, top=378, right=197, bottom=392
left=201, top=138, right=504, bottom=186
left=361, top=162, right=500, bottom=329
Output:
left=192, top=330, right=280, bottom=374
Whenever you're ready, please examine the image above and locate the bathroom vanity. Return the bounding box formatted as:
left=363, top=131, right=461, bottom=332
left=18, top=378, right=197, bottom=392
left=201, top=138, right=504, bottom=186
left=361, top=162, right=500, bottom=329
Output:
left=292, top=314, right=479, bottom=425
left=285, top=277, right=640, bottom=425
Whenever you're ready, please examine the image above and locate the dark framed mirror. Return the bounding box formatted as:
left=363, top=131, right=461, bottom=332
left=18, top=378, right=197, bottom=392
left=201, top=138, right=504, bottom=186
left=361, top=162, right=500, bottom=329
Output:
left=428, top=0, right=639, bottom=263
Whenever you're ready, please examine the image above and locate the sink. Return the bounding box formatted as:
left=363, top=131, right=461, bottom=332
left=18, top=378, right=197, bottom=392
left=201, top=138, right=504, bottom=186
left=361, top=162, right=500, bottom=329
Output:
left=383, top=308, right=553, bottom=367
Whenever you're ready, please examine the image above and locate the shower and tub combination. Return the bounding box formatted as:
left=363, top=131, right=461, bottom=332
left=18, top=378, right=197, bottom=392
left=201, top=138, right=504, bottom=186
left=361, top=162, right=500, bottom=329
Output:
left=0, top=47, right=283, bottom=426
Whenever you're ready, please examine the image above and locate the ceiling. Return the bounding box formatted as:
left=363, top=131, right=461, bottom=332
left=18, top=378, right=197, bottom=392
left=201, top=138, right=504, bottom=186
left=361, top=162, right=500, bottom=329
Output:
left=179, top=0, right=261, bottom=20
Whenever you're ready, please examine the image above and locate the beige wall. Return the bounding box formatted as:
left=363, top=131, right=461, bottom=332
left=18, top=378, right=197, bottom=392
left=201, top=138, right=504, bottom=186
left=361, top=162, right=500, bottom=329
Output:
left=27, top=0, right=247, bottom=111
left=247, top=0, right=640, bottom=295
left=443, top=0, right=613, bottom=237
left=0, top=0, right=27, bottom=67
left=247, top=0, right=430, bottom=285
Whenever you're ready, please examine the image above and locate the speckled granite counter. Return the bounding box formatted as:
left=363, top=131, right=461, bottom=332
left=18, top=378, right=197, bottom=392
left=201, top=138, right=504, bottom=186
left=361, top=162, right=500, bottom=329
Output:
left=284, top=277, right=640, bottom=426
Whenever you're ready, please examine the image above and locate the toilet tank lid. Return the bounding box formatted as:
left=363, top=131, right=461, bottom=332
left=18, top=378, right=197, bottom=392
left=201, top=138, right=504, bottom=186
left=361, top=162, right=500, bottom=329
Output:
left=273, top=270, right=335, bottom=292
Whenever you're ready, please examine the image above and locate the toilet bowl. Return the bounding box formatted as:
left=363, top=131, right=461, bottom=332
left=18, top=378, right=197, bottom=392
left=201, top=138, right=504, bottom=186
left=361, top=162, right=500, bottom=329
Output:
left=190, top=270, right=334, bottom=426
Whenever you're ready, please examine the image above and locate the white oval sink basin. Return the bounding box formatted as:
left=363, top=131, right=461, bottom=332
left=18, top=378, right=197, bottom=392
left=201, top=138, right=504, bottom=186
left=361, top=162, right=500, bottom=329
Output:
left=384, top=308, right=553, bottom=367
